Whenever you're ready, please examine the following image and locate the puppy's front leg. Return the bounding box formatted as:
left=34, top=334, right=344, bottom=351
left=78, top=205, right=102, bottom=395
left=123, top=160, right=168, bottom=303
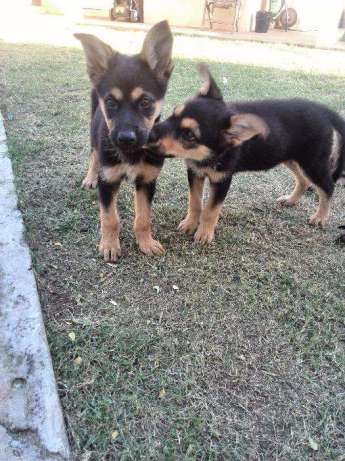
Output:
left=98, top=178, right=122, bottom=262
left=194, top=176, right=232, bottom=244
left=178, top=168, right=205, bottom=234
left=82, top=148, right=100, bottom=189
left=134, top=180, right=164, bottom=256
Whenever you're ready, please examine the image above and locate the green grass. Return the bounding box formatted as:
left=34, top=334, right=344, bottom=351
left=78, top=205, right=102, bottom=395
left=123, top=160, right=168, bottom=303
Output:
left=40, top=0, right=64, bottom=16
left=1, top=37, right=345, bottom=460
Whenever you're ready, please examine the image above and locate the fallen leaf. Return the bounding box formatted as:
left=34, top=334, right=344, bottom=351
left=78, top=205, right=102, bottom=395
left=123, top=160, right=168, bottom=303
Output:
left=308, top=437, right=318, bottom=451
left=111, top=430, right=119, bottom=440
left=74, top=356, right=82, bottom=365
left=80, top=451, right=93, bottom=461
left=159, top=388, right=166, bottom=399
left=68, top=332, right=76, bottom=342
left=100, top=273, right=112, bottom=282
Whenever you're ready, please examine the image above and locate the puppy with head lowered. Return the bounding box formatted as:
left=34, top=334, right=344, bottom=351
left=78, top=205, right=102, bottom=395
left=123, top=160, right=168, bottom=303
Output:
left=149, top=64, right=345, bottom=244
left=75, top=21, right=173, bottom=261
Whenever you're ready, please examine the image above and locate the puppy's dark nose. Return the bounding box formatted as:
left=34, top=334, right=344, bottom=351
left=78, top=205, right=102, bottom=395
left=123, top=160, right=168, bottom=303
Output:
left=117, top=130, right=137, bottom=146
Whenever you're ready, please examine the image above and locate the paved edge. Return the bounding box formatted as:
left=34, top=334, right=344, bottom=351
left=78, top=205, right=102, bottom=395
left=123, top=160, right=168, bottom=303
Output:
left=76, top=18, right=345, bottom=53
left=0, top=113, right=70, bottom=461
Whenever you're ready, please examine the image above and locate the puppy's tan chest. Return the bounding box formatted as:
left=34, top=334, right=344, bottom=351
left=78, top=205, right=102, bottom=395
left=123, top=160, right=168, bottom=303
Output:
left=101, top=162, right=161, bottom=184
left=186, top=161, right=227, bottom=183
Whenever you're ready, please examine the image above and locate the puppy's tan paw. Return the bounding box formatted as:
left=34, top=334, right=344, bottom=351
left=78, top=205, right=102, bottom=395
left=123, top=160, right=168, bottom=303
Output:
left=338, top=176, right=345, bottom=187
left=177, top=216, right=199, bottom=234
left=99, top=238, right=121, bottom=262
left=194, top=225, right=215, bottom=244
left=81, top=174, right=98, bottom=189
left=277, top=195, right=297, bottom=207
left=138, top=236, right=165, bottom=256
left=308, top=213, right=329, bottom=228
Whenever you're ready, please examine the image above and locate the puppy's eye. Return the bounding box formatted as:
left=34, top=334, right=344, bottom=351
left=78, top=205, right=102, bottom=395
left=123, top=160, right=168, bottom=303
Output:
left=139, top=96, right=153, bottom=110
left=182, top=129, right=197, bottom=143
left=105, top=97, right=118, bottom=112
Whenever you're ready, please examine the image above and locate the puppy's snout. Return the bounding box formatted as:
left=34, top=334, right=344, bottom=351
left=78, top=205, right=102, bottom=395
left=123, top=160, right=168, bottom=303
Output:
left=117, top=130, right=137, bottom=147
left=148, top=127, right=160, bottom=145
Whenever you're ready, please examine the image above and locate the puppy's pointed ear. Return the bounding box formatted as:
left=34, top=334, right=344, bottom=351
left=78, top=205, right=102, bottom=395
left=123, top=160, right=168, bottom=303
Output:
left=74, top=33, right=115, bottom=84
left=140, top=20, right=173, bottom=82
left=197, top=63, right=223, bottom=100
left=224, top=114, right=269, bottom=146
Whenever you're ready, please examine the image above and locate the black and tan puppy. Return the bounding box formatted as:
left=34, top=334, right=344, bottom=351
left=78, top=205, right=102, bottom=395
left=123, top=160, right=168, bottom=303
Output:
left=75, top=21, right=173, bottom=261
left=149, top=64, right=345, bottom=244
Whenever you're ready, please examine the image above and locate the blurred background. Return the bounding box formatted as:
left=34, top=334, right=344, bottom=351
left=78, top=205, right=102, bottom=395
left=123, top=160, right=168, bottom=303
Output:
left=11, top=0, right=345, bottom=47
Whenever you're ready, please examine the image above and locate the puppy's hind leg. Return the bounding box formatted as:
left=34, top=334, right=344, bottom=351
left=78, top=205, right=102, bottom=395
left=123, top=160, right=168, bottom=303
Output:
left=82, top=148, right=100, bottom=189
left=299, top=161, right=334, bottom=228
left=194, top=176, right=232, bottom=244
left=277, top=161, right=311, bottom=207
left=338, top=171, right=345, bottom=186
left=308, top=186, right=332, bottom=228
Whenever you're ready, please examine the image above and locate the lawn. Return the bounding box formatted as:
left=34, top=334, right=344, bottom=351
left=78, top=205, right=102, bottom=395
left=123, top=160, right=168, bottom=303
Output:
left=1, top=34, right=345, bottom=460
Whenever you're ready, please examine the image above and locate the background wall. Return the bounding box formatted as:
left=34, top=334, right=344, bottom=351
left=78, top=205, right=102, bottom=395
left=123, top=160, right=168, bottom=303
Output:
left=38, top=0, right=345, bottom=35
left=144, top=0, right=204, bottom=28
left=290, top=0, right=344, bottom=31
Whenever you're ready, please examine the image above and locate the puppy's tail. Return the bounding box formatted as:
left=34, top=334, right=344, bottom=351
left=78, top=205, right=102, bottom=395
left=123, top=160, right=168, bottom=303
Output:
left=328, top=111, right=345, bottom=183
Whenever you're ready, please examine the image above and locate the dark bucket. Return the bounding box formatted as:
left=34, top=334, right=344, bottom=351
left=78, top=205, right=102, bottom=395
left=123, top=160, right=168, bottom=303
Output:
left=255, top=10, right=271, bottom=33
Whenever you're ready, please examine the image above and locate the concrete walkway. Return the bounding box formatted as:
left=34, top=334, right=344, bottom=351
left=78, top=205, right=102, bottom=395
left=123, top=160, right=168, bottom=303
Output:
left=79, top=16, right=345, bottom=52
left=2, top=3, right=344, bottom=54
left=0, top=113, right=70, bottom=461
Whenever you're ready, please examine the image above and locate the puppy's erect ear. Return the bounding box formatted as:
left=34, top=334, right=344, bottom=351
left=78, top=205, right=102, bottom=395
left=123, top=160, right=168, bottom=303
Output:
left=197, top=63, right=223, bottom=100
left=224, top=114, right=269, bottom=146
left=140, top=20, right=173, bottom=82
left=74, top=33, right=115, bottom=84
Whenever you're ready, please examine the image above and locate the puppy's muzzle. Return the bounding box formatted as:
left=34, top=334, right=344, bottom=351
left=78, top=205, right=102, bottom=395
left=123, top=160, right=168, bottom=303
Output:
left=117, top=130, right=138, bottom=148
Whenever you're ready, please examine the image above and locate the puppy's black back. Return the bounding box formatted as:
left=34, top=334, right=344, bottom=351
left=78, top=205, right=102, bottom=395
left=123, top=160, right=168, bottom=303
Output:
left=231, top=98, right=345, bottom=180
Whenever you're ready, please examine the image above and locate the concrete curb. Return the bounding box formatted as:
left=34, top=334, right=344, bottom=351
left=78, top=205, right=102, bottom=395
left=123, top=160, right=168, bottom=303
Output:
left=0, top=113, right=70, bottom=461
left=77, top=18, right=345, bottom=53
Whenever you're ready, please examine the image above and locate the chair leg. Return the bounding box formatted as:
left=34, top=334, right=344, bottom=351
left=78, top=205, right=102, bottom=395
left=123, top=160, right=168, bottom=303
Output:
left=207, top=4, right=212, bottom=29
left=234, top=2, right=240, bottom=32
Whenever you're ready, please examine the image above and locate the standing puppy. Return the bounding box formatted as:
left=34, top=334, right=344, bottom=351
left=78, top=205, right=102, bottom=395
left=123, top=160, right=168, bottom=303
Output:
left=75, top=21, right=173, bottom=261
left=149, top=64, right=345, bottom=244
